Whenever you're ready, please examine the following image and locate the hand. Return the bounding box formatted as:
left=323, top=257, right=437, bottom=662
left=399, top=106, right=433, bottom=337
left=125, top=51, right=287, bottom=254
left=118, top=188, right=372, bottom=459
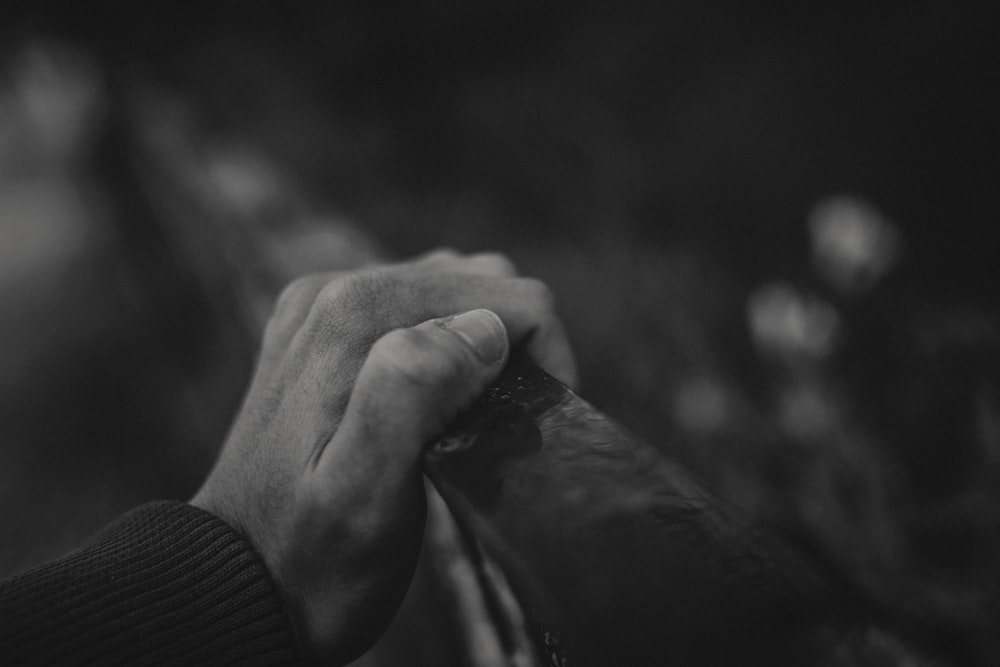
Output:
left=191, top=250, right=576, bottom=664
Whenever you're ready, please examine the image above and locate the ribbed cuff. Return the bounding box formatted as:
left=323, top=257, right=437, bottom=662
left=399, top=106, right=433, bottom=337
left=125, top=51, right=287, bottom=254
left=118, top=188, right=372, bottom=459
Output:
left=0, top=501, right=299, bottom=665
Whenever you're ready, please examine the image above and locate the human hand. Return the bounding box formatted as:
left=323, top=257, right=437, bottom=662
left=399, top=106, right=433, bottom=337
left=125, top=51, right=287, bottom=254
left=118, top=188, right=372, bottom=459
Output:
left=191, top=250, right=576, bottom=664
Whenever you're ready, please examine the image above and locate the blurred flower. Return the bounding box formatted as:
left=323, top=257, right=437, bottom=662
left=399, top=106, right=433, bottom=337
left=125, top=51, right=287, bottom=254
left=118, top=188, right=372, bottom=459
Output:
left=0, top=181, right=90, bottom=289
left=808, top=195, right=901, bottom=294
left=672, top=376, right=730, bottom=434
left=777, top=383, right=834, bottom=442
left=0, top=42, right=105, bottom=295
left=204, top=150, right=301, bottom=223
left=747, top=282, right=840, bottom=361
left=7, top=42, right=104, bottom=166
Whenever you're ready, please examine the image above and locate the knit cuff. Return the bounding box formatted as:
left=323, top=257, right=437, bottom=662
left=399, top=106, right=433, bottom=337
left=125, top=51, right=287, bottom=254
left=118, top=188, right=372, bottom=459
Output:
left=0, top=501, right=299, bottom=665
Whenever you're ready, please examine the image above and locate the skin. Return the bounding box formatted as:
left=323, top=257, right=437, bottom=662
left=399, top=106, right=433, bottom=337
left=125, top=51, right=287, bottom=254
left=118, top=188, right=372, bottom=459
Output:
left=191, top=249, right=577, bottom=664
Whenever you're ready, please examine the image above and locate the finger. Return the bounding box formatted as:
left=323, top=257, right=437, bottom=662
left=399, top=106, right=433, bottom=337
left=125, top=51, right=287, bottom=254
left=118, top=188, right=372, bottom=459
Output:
left=265, top=272, right=341, bottom=349
left=313, top=309, right=509, bottom=498
left=296, top=271, right=577, bottom=407
left=392, top=260, right=574, bottom=385
left=405, top=274, right=577, bottom=388
left=253, top=272, right=342, bottom=388
left=406, top=248, right=519, bottom=278
left=459, top=252, right=519, bottom=277
left=284, top=270, right=576, bottom=444
left=407, top=247, right=461, bottom=268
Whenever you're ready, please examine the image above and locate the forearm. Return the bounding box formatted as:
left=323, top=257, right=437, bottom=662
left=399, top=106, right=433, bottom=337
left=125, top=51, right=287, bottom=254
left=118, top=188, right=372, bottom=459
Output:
left=0, top=501, right=298, bottom=665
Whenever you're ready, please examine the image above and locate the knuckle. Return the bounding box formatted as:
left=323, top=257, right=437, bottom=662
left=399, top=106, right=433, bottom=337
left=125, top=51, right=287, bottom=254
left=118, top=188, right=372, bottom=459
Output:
left=315, top=272, right=379, bottom=315
left=414, top=247, right=460, bottom=268
left=471, top=252, right=518, bottom=276
left=521, top=277, right=555, bottom=308
left=274, top=276, right=317, bottom=316
left=427, top=247, right=460, bottom=260
left=266, top=276, right=325, bottom=342
left=298, top=272, right=389, bottom=353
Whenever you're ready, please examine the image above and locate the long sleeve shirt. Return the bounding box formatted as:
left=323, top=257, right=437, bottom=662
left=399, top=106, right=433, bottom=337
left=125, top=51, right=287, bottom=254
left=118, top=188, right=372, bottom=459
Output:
left=0, top=501, right=299, bottom=665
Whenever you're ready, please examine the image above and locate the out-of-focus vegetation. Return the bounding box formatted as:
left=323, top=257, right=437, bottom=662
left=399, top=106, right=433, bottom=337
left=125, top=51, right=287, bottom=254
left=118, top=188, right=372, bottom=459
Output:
left=1, top=2, right=998, bottom=664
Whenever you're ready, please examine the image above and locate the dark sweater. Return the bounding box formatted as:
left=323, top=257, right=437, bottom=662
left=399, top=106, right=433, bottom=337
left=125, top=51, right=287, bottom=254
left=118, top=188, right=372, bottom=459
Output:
left=0, top=501, right=299, bottom=665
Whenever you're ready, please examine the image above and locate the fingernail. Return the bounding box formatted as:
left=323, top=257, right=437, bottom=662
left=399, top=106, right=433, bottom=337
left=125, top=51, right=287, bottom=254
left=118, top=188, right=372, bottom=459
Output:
left=440, top=309, right=507, bottom=365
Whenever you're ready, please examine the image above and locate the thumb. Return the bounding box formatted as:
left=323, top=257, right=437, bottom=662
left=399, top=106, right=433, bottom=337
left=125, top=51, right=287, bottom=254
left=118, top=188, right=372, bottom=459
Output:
left=314, top=309, right=509, bottom=489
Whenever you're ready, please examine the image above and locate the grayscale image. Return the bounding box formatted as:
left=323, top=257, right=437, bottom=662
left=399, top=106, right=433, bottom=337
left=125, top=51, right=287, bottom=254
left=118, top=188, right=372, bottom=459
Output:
left=1, top=3, right=996, bottom=665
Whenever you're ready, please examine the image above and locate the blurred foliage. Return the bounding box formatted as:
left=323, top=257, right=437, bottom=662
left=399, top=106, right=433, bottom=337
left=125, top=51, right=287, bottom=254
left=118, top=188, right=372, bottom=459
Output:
left=1, top=2, right=998, bottom=664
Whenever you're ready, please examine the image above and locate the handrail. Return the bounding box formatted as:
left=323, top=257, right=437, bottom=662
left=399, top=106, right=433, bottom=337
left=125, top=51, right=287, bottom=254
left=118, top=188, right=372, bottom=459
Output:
left=423, top=353, right=848, bottom=666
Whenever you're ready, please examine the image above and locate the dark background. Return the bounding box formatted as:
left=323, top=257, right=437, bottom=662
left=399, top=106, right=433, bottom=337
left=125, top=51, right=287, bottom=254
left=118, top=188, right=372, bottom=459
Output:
left=1, top=1, right=998, bottom=663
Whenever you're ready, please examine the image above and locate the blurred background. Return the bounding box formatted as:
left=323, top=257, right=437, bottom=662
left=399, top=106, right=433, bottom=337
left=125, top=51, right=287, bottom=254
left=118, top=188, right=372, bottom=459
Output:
left=1, top=1, right=998, bottom=663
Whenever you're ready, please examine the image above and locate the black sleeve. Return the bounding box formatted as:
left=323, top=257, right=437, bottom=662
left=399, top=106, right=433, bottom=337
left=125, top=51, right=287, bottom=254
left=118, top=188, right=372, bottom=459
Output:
left=0, top=501, right=300, bottom=665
